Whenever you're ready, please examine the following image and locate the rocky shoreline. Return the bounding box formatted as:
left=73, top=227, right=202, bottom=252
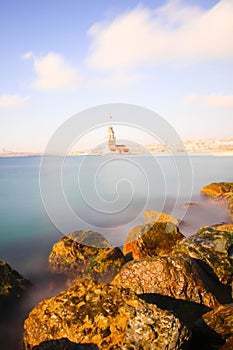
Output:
left=1, top=182, right=233, bottom=349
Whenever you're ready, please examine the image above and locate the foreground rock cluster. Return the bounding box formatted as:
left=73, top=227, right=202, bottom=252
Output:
left=22, top=200, right=233, bottom=350
left=2, top=185, right=233, bottom=349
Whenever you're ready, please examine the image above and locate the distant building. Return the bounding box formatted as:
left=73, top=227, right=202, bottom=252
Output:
left=106, top=126, right=129, bottom=153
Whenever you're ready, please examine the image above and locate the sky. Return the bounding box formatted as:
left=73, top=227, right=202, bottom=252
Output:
left=0, top=0, right=233, bottom=152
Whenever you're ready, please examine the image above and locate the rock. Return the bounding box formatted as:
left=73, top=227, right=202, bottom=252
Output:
left=201, top=182, right=233, bottom=198
left=24, top=279, right=190, bottom=350
left=123, top=222, right=184, bottom=260
left=172, top=226, right=233, bottom=286
left=210, top=223, right=233, bottom=233
left=194, top=304, right=233, bottom=349
left=201, top=182, right=233, bottom=220
left=112, top=255, right=219, bottom=308
left=48, top=231, right=125, bottom=283
left=144, top=210, right=179, bottom=226
left=0, top=260, right=30, bottom=301
left=32, top=338, right=99, bottom=349
left=227, top=195, right=233, bottom=221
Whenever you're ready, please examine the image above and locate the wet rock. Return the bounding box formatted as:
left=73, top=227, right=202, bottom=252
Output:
left=32, top=338, right=99, bottom=349
left=144, top=210, right=179, bottom=226
left=172, top=226, right=233, bottom=286
left=194, top=304, right=233, bottom=350
left=123, top=222, right=184, bottom=260
left=0, top=260, right=30, bottom=301
left=48, top=231, right=125, bottom=283
left=201, top=182, right=233, bottom=198
left=112, top=255, right=219, bottom=308
left=210, top=223, right=233, bottom=233
left=24, top=279, right=190, bottom=350
left=201, top=182, right=233, bottom=220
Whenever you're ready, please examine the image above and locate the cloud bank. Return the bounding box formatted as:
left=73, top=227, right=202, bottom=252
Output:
left=87, top=0, right=233, bottom=70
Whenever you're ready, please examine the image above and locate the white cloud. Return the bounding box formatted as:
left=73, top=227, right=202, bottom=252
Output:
left=21, top=51, right=34, bottom=60
left=86, top=0, right=233, bottom=70
left=184, top=93, right=233, bottom=108
left=31, top=52, right=82, bottom=90
left=0, top=94, right=29, bottom=108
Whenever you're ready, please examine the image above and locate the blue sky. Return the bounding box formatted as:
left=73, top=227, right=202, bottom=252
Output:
left=0, top=0, right=232, bottom=152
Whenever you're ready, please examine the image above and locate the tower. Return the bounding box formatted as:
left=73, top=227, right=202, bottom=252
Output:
left=107, top=126, right=116, bottom=150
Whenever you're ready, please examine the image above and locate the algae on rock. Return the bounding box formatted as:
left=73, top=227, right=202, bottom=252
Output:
left=48, top=231, right=125, bottom=283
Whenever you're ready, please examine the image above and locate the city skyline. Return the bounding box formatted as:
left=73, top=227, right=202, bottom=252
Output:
left=0, top=0, right=233, bottom=152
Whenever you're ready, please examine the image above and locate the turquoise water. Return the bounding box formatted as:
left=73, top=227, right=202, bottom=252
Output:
left=0, top=155, right=232, bottom=276
left=0, top=154, right=232, bottom=350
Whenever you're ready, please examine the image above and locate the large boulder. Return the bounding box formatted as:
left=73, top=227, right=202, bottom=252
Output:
left=201, top=182, right=233, bottom=220
left=48, top=231, right=125, bottom=283
left=24, top=279, right=190, bottom=350
left=123, top=222, right=184, bottom=260
left=0, top=260, right=30, bottom=301
left=172, top=226, right=233, bottom=287
left=194, top=304, right=233, bottom=350
left=144, top=210, right=179, bottom=226
left=112, top=255, right=219, bottom=308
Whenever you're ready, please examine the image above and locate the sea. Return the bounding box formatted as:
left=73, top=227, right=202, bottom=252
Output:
left=0, top=154, right=232, bottom=349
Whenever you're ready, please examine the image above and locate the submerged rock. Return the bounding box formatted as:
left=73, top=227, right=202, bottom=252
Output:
left=24, top=279, right=190, bottom=350
left=201, top=182, right=233, bottom=220
left=123, top=222, right=184, bottom=260
left=48, top=231, right=125, bottom=283
left=0, top=260, right=30, bottom=301
left=112, top=255, right=219, bottom=308
left=144, top=210, right=179, bottom=226
left=194, top=304, right=233, bottom=350
left=172, top=226, right=233, bottom=286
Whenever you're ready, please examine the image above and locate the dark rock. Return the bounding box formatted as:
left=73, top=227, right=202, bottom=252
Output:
left=194, top=304, right=233, bottom=350
left=112, top=255, right=219, bottom=308
left=123, top=222, right=184, bottom=260
left=0, top=260, right=30, bottom=301
left=139, top=293, right=211, bottom=330
left=24, top=279, right=190, bottom=350
left=48, top=231, right=125, bottom=283
left=172, top=226, right=233, bottom=286
left=32, top=338, right=99, bottom=349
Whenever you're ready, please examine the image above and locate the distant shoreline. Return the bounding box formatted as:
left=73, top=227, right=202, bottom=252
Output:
left=1, top=150, right=233, bottom=158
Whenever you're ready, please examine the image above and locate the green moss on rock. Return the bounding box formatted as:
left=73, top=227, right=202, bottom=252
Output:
left=48, top=231, right=125, bottom=284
